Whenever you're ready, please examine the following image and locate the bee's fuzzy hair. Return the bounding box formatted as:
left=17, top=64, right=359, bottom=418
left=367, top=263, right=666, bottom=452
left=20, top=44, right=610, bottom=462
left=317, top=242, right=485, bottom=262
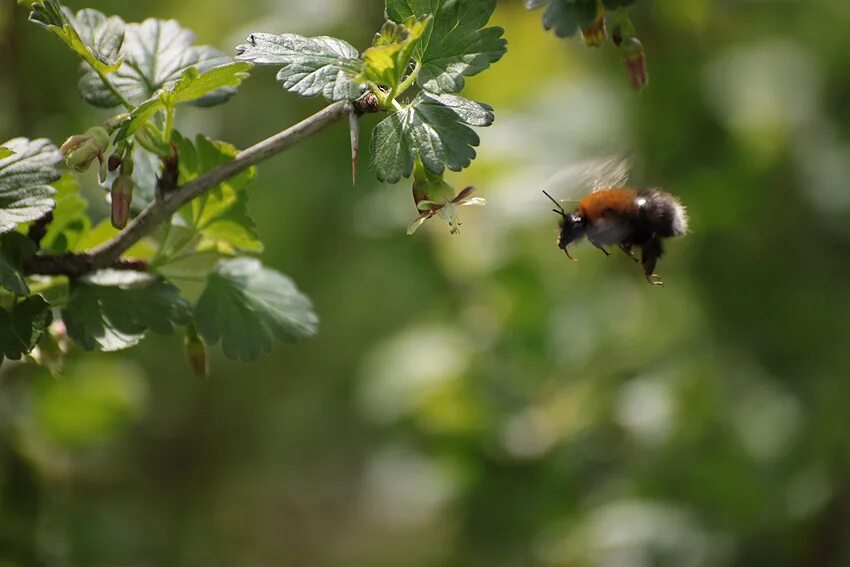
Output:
left=670, top=197, right=689, bottom=237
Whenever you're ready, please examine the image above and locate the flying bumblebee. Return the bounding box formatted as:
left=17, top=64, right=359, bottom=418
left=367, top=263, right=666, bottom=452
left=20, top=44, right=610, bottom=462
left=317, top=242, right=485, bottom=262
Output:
left=543, top=158, right=688, bottom=285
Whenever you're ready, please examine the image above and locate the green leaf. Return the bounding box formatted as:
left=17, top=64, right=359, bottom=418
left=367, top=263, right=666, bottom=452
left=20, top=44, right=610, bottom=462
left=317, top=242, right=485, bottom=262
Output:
left=359, top=17, right=431, bottom=91
left=115, top=62, right=253, bottom=143
left=79, top=18, right=238, bottom=108
left=0, top=233, right=37, bottom=296
left=62, top=270, right=192, bottom=352
left=370, top=92, right=495, bottom=183
left=174, top=133, right=261, bottom=254
left=29, top=1, right=124, bottom=75
left=195, top=258, right=318, bottom=361
left=40, top=174, right=90, bottom=253
left=524, top=0, right=599, bottom=38
left=0, top=148, right=15, bottom=160
left=0, top=138, right=62, bottom=234
left=235, top=33, right=365, bottom=101
left=386, top=0, right=507, bottom=94
left=0, top=295, right=52, bottom=361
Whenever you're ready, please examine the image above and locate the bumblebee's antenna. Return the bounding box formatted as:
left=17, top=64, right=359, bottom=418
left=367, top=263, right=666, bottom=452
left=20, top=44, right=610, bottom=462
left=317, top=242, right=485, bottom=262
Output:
left=542, top=190, right=566, bottom=216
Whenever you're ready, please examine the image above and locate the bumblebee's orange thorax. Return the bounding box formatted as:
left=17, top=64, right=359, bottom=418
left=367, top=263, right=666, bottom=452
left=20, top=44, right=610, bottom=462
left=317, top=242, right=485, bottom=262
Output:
left=578, top=188, right=638, bottom=221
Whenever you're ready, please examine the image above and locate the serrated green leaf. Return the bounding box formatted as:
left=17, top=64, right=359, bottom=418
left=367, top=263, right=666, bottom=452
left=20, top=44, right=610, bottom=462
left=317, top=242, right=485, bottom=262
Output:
left=0, top=295, right=52, bottom=361
left=40, top=174, right=90, bottom=253
left=115, top=62, right=252, bottom=143
left=0, top=233, right=37, bottom=296
left=370, top=92, right=494, bottom=183
left=235, top=33, right=365, bottom=101
left=359, top=17, right=430, bottom=91
left=79, top=18, right=238, bottom=108
left=0, top=138, right=62, bottom=234
left=29, top=1, right=124, bottom=75
left=173, top=133, right=261, bottom=254
left=62, top=270, right=191, bottom=352
left=525, top=0, right=599, bottom=38
left=195, top=258, right=318, bottom=361
left=0, top=148, right=15, bottom=160
left=386, top=0, right=506, bottom=94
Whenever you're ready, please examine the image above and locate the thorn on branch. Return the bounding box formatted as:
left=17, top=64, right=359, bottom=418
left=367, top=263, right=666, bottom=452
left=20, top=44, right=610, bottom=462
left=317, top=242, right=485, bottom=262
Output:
left=349, top=111, right=360, bottom=186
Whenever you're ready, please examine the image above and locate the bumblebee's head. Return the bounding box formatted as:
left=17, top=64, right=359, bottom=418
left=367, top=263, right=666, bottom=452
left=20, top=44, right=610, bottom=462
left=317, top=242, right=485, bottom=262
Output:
left=544, top=190, right=586, bottom=260
left=557, top=213, right=587, bottom=258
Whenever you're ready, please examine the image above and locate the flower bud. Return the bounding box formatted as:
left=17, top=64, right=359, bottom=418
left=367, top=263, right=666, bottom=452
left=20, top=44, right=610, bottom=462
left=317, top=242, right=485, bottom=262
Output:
left=580, top=0, right=607, bottom=47
left=60, top=126, right=110, bottom=172
left=110, top=174, right=134, bottom=229
left=185, top=325, right=208, bottom=376
left=621, top=37, right=649, bottom=90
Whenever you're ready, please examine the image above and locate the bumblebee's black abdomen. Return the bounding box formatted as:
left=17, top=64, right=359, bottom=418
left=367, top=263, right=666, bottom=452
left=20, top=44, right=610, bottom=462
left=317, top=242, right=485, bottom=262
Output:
left=634, top=190, right=688, bottom=238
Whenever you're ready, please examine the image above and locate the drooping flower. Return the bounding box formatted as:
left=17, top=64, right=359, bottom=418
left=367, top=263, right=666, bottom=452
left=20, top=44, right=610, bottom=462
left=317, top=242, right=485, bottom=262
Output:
left=580, top=0, right=608, bottom=47
left=621, top=37, right=649, bottom=90
left=408, top=185, right=487, bottom=235
left=407, top=160, right=486, bottom=235
left=60, top=126, right=110, bottom=177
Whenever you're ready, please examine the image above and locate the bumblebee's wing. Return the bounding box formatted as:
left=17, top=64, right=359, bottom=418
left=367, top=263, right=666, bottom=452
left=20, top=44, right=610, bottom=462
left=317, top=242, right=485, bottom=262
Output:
left=543, top=156, right=632, bottom=203
left=586, top=155, right=631, bottom=193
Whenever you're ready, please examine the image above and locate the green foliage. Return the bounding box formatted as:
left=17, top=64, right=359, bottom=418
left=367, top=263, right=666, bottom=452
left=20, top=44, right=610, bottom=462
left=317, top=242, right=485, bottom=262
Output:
left=115, top=63, right=252, bottom=143
left=370, top=93, right=494, bottom=183
left=2, top=0, right=514, bottom=369
left=79, top=17, right=240, bottom=108
left=174, top=133, right=262, bottom=254
left=0, top=233, right=36, bottom=296
left=62, top=270, right=192, bottom=352
left=359, top=17, right=431, bottom=93
left=0, top=296, right=52, bottom=361
left=195, top=258, right=318, bottom=361
left=525, top=0, right=649, bottom=88
left=40, top=174, right=90, bottom=253
left=235, top=33, right=366, bottom=101
left=0, top=138, right=62, bottom=233
left=524, top=0, right=598, bottom=38
left=240, top=0, right=505, bottom=186
left=385, top=0, right=507, bottom=93
left=29, top=1, right=124, bottom=75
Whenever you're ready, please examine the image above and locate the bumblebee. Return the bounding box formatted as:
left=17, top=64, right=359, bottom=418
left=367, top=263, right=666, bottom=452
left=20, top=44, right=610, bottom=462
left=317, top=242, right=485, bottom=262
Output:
left=544, top=187, right=688, bottom=285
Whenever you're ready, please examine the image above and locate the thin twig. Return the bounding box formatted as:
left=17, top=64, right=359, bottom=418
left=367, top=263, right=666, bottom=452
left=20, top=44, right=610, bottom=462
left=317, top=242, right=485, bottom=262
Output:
left=24, top=100, right=355, bottom=277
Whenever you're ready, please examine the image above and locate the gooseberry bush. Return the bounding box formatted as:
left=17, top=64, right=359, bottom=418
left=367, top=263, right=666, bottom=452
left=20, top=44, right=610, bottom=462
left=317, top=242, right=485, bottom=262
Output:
left=0, top=0, right=644, bottom=374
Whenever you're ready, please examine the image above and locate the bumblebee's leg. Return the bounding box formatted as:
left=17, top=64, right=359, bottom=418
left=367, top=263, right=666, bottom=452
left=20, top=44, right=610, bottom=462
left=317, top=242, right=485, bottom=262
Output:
left=591, top=242, right=610, bottom=257
left=619, top=244, right=639, bottom=263
left=641, top=237, right=665, bottom=286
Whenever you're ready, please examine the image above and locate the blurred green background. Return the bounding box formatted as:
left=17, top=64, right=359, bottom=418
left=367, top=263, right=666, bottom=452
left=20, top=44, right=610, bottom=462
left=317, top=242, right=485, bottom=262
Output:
left=3, top=0, right=850, bottom=565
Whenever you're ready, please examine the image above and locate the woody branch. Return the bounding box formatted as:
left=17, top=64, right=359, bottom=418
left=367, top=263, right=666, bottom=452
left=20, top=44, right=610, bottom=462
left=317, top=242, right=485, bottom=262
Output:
left=24, top=100, right=355, bottom=277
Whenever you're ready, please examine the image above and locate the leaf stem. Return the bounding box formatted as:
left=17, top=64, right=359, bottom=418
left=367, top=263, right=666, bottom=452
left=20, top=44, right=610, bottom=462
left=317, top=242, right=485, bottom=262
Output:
left=395, top=60, right=421, bottom=99
left=163, top=105, right=175, bottom=143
